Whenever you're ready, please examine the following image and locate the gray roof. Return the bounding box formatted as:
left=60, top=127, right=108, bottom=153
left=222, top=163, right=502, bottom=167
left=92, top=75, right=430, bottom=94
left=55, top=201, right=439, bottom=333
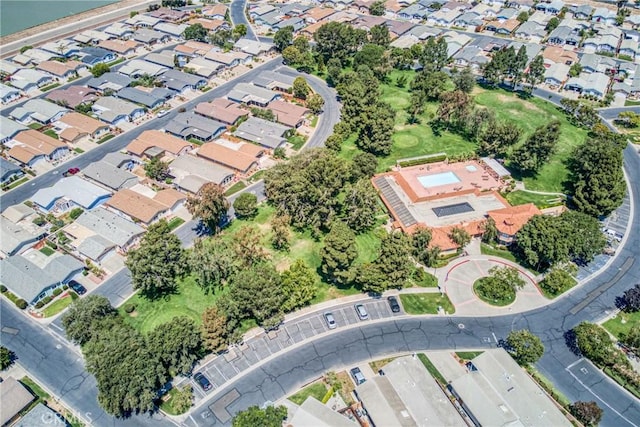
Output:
left=117, top=87, right=165, bottom=108
left=77, top=234, right=116, bottom=261
left=233, top=116, right=289, bottom=149
left=32, top=175, right=111, bottom=211
left=10, top=99, right=68, bottom=123
left=516, top=21, right=545, bottom=37
left=102, top=151, right=137, bottom=168
left=133, top=28, right=167, bottom=44
left=0, top=115, right=28, bottom=141
left=0, top=254, right=84, bottom=302
left=87, top=72, right=132, bottom=91
left=144, top=51, right=176, bottom=68
left=93, top=96, right=145, bottom=122
left=252, top=70, right=296, bottom=89
left=227, top=82, right=280, bottom=105
left=170, top=155, right=235, bottom=191
left=1, top=157, right=21, bottom=176
left=118, top=59, right=168, bottom=77
left=2, top=203, right=35, bottom=223
left=0, top=377, right=35, bottom=426
left=14, top=403, right=61, bottom=427
left=165, top=112, right=226, bottom=140
left=154, top=22, right=188, bottom=37
left=82, top=161, right=138, bottom=190
left=159, top=69, right=207, bottom=91
left=289, top=397, right=357, bottom=427
left=0, top=220, right=44, bottom=257
left=74, top=207, right=144, bottom=248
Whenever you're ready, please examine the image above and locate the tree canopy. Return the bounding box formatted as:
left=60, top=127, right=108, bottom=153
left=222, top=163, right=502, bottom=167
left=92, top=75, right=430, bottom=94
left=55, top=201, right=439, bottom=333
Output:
left=232, top=405, right=288, bottom=427
left=510, top=121, right=561, bottom=173
left=233, top=193, right=258, bottom=218
left=314, top=22, right=367, bottom=63
left=183, top=23, right=208, bottom=42
left=320, top=221, right=358, bottom=285
left=148, top=316, right=202, bottom=375
left=273, top=26, right=294, bottom=52
left=62, top=295, right=116, bottom=345
left=187, top=182, right=229, bottom=232
left=506, top=329, right=544, bottom=365
left=229, top=262, right=285, bottom=328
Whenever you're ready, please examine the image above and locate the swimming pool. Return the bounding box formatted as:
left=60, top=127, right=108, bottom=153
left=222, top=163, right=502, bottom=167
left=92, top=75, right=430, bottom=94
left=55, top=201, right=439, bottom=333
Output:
left=417, top=171, right=461, bottom=188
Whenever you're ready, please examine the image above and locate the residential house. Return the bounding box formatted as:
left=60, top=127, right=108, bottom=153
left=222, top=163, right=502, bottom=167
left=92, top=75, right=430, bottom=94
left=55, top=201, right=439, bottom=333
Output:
left=453, top=12, right=483, bottom=29
left=389, top=34, right=420, bottom=49
left=32, top=175, right=111, bottom=213
left=170, top=154, right=235, bottom=193
left=619, top=38, right=639, bottom=59
left=509, top=41, right=542, bottom=63
left=125, top=14, right=163, bottom=28
left=536, top=0, right=564, bottom=15
left=202, top=3, right=228, bottom=20
left=579, top=52, right=616, bottom=74
left=0, top=116, right=28, bottom=144
left=0, top=84, right=20, bottom=104
left=9, top=99, right=68, bottom=125
left=158, top=68, right=207, bottom=93
left=0, top=158, right=22, bottom=185
left=249, top=4, right=277, bottom=20
left=73, top=29, right=113, bottom=44
left=625, top=14, right=640, bottom=29
left=266, top=100, right=310, bottom=128
left=13, top=48, right=57, bottom=65
left=46, top=85, right=98, bottom=109
left=488, top=204, right=541, bottom=245
left=385, top=19, right=416, bottom=38
left=486, top=19, right=520, bottom=35
left=254, top=11, right=284, bottom=29
left=118, top=58, right=168, bottom=78
left=102, top=23, right=135, bottom=39
left=273, top=17, right=306, bottom=32
left=398, top=3, right=430, bottom=21
left=126, top=129, right=193, bottom=158
left=147, top=7, right=191, bottom=22
left=68, top=207, right=145, bottom=254
left=154, top=22, right=189, bottom=38
left=98, top=39, right=141, bottom=56
left=234, top=38, right=274, bottom=56
left=442, top=31, right=473, bottom=57
left=453, top=45, right=489, bottom=70
left=143, top=51, right=177, bottom=68
left=514, top=21, right=546, bottom=41
left=105, top=188, right=185, bottom=225
left=92, top=96, right=146, bottom=125
left=0, top=218, right=44, bottom=257
left=233, top=116, right=289, bottom=149
left=17, top=403, right=67, bottom=427
left=304, top=6, right=336, bottom=23
left=196, top=141, right=260, bottom=175
left=174, top=40, right=215, bottom=58
left=564, top=72, right=610, bottom=98
left=36, top=60, right=85, bottom=79
left=573, top=4, right=593, bottom=20
left=41, top=39, right=81, bottom=58
left=165, top=112, right=227, bottom=142
left=133, top=28, right=170, bottom=45
left=79, top=46, right=117, bottom=65
left=227, top=82, right=281, bottom=107
left=592, top=7, right=617, bottom=26
left=54, top=112, right=109, bottom=143
left=11, top=68, right=54, bottom=92
left=8, top=130, right=69, bottom=166
left=0, top=59, right=22, bottom=77
left=0, top=254, right=84, bottom=305
left=252, top=70, right=296, bottom=92
left=185, top=56, right=225, bottom=78
left=496, top=7, right=518, bottom=21
left=542, top=46, right=578, bottom=67
left=582, top=32, right=620, bottom=54
left=544, top=62, right=570, bottom=86
left=427, top=9, right=463, bottom=27
left=547, top=26, right=581, bottom=46
left=188, top=17, right=231, bottom=32
left=0, top=377, right=35, bottom=426
left=82, top=161, right=138, bottom=191
left=117, top=87, right=166, bottom=109
left=205, top=50, right=252, bottom=68
left=87, top=72, right=132, bottom=92
left=195, top=98, right=249, bottom=125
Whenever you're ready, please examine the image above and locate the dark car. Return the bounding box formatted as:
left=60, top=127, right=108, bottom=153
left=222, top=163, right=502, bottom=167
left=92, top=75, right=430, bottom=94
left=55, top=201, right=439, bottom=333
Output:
left=68, top=280, right=86, bottom=295
left=387, top=296, right=401, bottom=313
left=194, top=372, right=212, bottom=391
left=63, top=167, right=80, bottom=177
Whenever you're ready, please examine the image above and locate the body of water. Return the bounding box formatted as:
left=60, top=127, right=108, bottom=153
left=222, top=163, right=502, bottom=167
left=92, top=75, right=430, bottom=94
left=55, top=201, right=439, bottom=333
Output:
left=1, top=0, right=118, bottom=37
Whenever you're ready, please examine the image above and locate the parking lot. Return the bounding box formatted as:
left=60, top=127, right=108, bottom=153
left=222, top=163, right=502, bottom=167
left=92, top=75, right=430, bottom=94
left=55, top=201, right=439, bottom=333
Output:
left=187, top=298, right=402, bottom=400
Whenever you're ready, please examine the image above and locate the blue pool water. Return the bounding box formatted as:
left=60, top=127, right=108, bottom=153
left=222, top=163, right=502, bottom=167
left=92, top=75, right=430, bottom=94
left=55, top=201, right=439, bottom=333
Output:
left=417, top=171, right=461, bottom=188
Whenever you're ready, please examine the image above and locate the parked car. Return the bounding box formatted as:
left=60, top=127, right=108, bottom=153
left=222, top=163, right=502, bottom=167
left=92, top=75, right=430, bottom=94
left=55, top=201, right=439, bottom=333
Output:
left=350, top=367, right=366, bottom=385
left=194, top=372, right=212, bottom=391
left=387, top=296, right=401, bottom=313
left=63, top=167, right=80, bottom=177
left=354, top=304, right=369, bottom=320
left=156, top=109, right=169, bottom=118
left=68, top=280, right=86, bottom=295
left=324, top=312, right=337, bottom=329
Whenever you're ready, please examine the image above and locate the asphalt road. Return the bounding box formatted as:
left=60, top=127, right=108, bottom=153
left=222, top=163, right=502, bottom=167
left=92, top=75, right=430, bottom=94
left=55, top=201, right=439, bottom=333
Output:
left=599, top=106, right=640, bottom=121
left=185, top=144, right=640, bottom=427
left=230, top=0, right=256, bottom=41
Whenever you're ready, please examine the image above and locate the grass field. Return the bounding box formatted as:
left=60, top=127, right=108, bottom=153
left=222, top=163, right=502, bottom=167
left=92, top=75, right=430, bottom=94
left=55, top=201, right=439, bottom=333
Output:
left=399, top=292, right=455, bottom=315
left=480, top=243, right=517, bottom=263
left=288, top=382, right=328, bottom=405
left=39, top=246, right=55, bottom=256
left=43, top=292, right=78, bottom=317
left=160, top=387, right=192, bottom=415
left=225, top=181, right=246, bottom=195
left=603, top=310, right=640, bottom=339
left=505, top=190, right=565, bottom=208
left=455, top=351, right=484, bottom=360
left=417, top=353, right=447, bottom=384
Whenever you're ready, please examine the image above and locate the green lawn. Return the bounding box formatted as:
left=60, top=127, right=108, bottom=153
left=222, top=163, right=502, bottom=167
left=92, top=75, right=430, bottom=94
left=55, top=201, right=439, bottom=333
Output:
left=43, top=292, right=78, bottom=317
left=74, top=147, right=85, bottom=154
left=3, top=176, right=29, bottom=190
left=455, top=351, right=484, bottom=360
left=40, top=82, right=61, bottom=92
left=159, top=387, right=191, bottom=415
left=399, top=293, right=455, bottom=315
left=505, top=190, right=565, bottom=209
left=288, top=382, right=328, bottom=405
left=417, top=353, right=447, bottom=384
left=288, top=134, right=307, bottom=150
left=40, top=246, right=55, bottom=256
left=97, top=134, right=114, bottom=144
left=43, top=129, right=59, bottom=139
left=480, top=243, right=517, bottom=263
left=167, top=217, right=185, bottom=231
left=28, top=123, right=43, bottom=130
left=603, top=311, right=640, bottom=340
left=120, top=275, right=222, bottom=334
left=225, top=181, right=247, bottom=195
left=473, top=278, right=515, bottom=306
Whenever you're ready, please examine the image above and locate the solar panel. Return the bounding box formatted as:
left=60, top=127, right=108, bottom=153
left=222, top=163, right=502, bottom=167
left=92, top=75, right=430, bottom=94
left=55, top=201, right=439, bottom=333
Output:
left=374, top=177, right=417, bottom=227
left=432, top=202, right=474, bottom=217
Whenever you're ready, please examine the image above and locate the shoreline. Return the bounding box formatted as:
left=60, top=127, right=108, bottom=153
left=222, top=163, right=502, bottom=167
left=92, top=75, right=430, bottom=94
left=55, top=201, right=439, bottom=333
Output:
left=0, top=0, right=146, bottom=50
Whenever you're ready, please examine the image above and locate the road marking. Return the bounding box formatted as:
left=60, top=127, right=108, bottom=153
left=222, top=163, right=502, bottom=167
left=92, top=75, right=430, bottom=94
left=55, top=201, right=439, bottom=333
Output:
left=570, top=257, right=635, bottom=315
left=214, top=365, right=227, bottom=381
left=492, top=332, right=498, bottom=343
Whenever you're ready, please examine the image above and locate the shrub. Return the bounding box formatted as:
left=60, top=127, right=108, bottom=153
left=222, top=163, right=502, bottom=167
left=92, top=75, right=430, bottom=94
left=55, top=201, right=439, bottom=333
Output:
left=46, top=240, right=58, bottom=249
left=53, top=288, right=63, bottom=297
left=63, top=285, right=69, bottom=290
left=35, top=301, right=44, bottom=309
left=0, top=285, right=6, bottom=293
left=32, top=216, right=46, bottom=226
left=124, top=303, right=136, bottom=313
left=15, top=299, right=27, bottom=310
left=41, top=296, right=53, bottom=305
left=69, top=208, right=84, bottom=220
left=398, top=154, right=447, bottom=167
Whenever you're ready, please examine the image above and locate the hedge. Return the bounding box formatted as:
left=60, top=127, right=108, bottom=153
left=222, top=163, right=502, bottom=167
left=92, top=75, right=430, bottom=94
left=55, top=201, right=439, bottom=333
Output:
left=398, top=154, right=447, bottom=168
left=53, top=288, right=63, bottom=297
left=15, top=299, right=27, bottom=310
left=0, top=285, right=6, bottom=293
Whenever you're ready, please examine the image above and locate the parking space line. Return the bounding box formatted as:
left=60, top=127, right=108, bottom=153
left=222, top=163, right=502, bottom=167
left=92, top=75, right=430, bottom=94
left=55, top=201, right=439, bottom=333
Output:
left=214, top=365, right=227, bottom=381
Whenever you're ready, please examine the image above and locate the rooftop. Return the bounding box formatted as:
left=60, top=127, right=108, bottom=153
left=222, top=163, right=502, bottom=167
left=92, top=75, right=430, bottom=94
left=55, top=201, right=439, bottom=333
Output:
left=195, top=98, right=249, bottom=124
left=233, top=116, right=289, bottom=149
left=0, top=377, right=35, bottom=426
left=170, top=155, right=235, bottom=192
left=196, top=141, right=260, bottom=172
left=32, top=175, right=111, bottom=211
left=82, top=161, right=138, bottom=190
left=72, top=207, right=144, bottom=248
left=127, top=129, right=192, bottom=157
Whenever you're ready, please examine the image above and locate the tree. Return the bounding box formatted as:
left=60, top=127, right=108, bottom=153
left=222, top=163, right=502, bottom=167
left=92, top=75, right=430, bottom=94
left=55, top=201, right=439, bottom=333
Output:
left=90, top=63, right=110, bottom=78
left=510, top=121, right=561, bottom=173
left=233, top=193, right=258, bottom=218
left=306, top=93, right=324, bottom=114
left=621, top=324, right=640, bottom=351
left=370, top=24, right=390, bottom=47
left=357, top=102, right=395, bottom=155
left=274, top=26, right=294, bottom=51
left=62, top=295, right=116, bottom=345
left=569, top=401, right=603, bottom=427
left=271, top=214, right=291, bottom=251
left=144, top=157, right=169, bottom=180
left=453, top=67, right=475, bottom=94
left=545, top=16, right=560, bottom=32
left=281, top=259, right=317, bottom=312
left=369, top=0, right=386, bottom=15
left=354, top=43, right=391, bottom=80
left=569, top=137, right=625, bottom=218
left=202, top=304, right=228, bottom=352
left=617, top=110, right=640, bottom=128
left=478, top=120, right=521, bottom=157
left=148, top=316, right=202, bottom=375
left=482, top=217, right=498, bottom=243
left=376, top=232, right=413, bottom=288
left=476, top=266, right=525, bottom=302
left=525, top=55, right=545, bottom=92
left=171, top=386, right=193, bottom=414
left=187, top=182, right=229, bottom=233
left=411, top=226, right=433, bottom=266
left=320, top=221, right=358, bottom=285
left=573, top=322, right=616, bottom=366
left=506, top=329, right=544, bottom=364
left=433, top=90, right=474, bottom=133
left=343, top=179, right=379, bottom=232
left=623, top=284, right=640, bottom=312
left=233, top=24, right=247, bottom=39
left=0, top=347, right=15, bottom=370
left=569, top=63, right=582, bottom=77
left=517, top=11, right=529, bottom=23
left=232, top=405, right=288, bottom=427
left=230, top=262, right=285, bottom=328
left=233, top=226, right=269, bottom=267
left=126, top=220, right=185, bottom=299
left=352, top=152, right=378, bottom=180
left=314, top=22, right=367, bottom=63
left=183, top=23, right=208, bottom=42
left=540, top=266, right=575, bottom=296
left=511, top=45, right=528, bottom=87
left=189, top=237, right=236, bottom=293
left=449, top=227, right=471, bottom=248
left=293, top=76, right=310, bottom=100
left=421, top=37, right=449, bottom=71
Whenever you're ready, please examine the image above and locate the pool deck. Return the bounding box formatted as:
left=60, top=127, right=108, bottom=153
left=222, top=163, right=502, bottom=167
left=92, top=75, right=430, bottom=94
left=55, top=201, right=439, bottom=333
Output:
left=393, top=160, right=504, bottom=203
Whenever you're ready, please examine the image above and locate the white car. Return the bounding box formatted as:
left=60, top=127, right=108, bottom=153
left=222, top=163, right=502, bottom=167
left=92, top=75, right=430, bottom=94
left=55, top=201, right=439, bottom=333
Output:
left=156, top=109, right=169, bottom=118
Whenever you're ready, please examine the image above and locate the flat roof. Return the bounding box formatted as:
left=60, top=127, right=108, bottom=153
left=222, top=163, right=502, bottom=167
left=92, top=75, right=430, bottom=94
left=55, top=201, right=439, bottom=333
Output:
left=289, top=397, right=357, bottom=427
left=0, top=377, right=35, bottom=425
